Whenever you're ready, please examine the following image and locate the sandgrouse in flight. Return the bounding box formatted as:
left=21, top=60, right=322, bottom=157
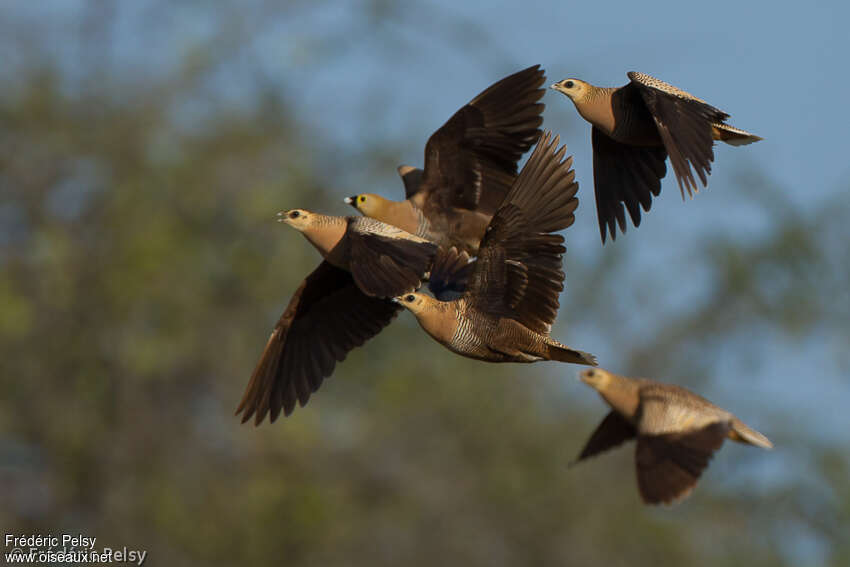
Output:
left=347, top=65, right=546, bottom=254
left=237, top=210, right=466, bottom=424
left=551, top=72, right=761, bottom=242
left=575, top=368, right=773, bottom=505
left=395, top=132, right=597, bottom=367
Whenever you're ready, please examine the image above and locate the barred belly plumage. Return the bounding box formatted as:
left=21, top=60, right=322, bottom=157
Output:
left=450, top=310, right=486, bottom=356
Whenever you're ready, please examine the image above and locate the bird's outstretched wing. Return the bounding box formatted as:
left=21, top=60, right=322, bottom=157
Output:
left=591, top=126, right=667, bottom=243
left=635, top=422, right=729, bottom=505
left=412, top=65, right=545, bottom=216
left=237, top=262, right=399, bottom=424
left=628, top=71, right=728, bottom=199
left=466, top=131, right=579, bottom=333
left=574, top=411, right=637, bottom=464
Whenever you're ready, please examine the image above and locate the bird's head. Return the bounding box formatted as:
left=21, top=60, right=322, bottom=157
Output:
left=550, top=78, right=592, bottom=104
left=277, top=208, right=315, bottom=231
left=393, top=291, right=434, bottom=316
left=344, top=193, right=391, bottom=218
left=579, top=368, right=614, bottom=391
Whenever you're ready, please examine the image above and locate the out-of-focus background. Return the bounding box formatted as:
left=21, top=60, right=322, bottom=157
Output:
left=1, top=1, right=848, bottom=565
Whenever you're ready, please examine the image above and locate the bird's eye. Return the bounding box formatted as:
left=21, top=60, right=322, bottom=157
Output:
left=289, top=211, right=300, bottom=219
left=405, top=294, right=415, bottom=302
left=358, top=195, right=366, bottom=203
left=564, top=80, right=574, bottom=89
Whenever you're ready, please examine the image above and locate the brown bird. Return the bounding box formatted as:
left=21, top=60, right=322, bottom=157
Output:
left=575, top=368, right=773, bottom=505
left=237, top=210, right=465, bottom=424
left=394, top=131, right=597, bottom=366
left=345, top=65, right=546, bottom=254
left=276, top=210, right=439, bottom=298
left=551, top=72, right=762, bottom=243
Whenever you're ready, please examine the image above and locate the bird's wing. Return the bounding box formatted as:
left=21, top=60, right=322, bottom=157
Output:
left=347, top=218, right=438, bottom=298
left=591, top=126, right=667, bottom=243
left=426, top=246, right=475, bottom=301
left=466, top=131, right=578, bottom=333
left=236, top=261, right=399, bottom=424
left=573, top=411, right=637, bottom=464
left=635, top=422, right=729, bottom=505
left=412, top=65, right=545, bottom=216
left=628, top=71, right=729, bottom=198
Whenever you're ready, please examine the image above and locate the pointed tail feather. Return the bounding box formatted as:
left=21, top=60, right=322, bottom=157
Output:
left=711, top=123, right=762, bottom=146
left=728, top=418, right=773, bottom=449
left=545, top=339, right=597, bottom=366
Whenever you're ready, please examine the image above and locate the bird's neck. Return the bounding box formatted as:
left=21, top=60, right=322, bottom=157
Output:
left=576, top=87, right=617, bottom=135
left=301, top=215, right=347, bottom=258
left=599, top=375, right=641, bottom=421
left=412, top=301, right=458, bottom=345
left=375, top=199, right=423, bottom=236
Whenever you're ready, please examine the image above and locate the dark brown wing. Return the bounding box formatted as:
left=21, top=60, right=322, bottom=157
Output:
left=635, top=422, right=729, bottom=505
left=413, top=65, right=545, bottom=216
left=467, top=131, right=579, bottom=332
left=236, top=262, right=399, bottom=424
left=427, top=246, right=474, bottom=301
left=347, top=218, right=438, bottom=298
left=591, top=126, right=667, bottom=243
left=573, top=411, right=637, bottom=465
left=628, top=72, right=729, bottom=199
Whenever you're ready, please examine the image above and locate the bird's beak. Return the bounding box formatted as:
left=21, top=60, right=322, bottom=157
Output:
left=390, top=297, right=401, bottom=304
left=550, top=82, right=565, bottom=94
left=343, top=196, right=357, bottom=206
left=276, top=211, right=287, bottom=223
left=578, top=369, right=596, bottom=385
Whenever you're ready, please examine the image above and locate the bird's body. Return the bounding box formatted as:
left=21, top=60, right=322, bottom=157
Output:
left=551, top=72, right=761, bottom=242
left=410, top=297, right=589, bottom=364
left=576, top=368, right=773, bottom=505
left=347, top=65, right=546, bottom=254
left=396, top=132, right=597, bottom=367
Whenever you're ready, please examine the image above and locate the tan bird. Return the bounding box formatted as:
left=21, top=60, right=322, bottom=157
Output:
left=394, top=131, right=597, bottom=366
left=276, top=210, right=439, bottom=298
left=575, top=368, right=773, bottom=505
left=237, top=211, right=465, bottom=424
left=346, top=65, right=546, bottom=254
left=551, top=72, right=762, bottom=243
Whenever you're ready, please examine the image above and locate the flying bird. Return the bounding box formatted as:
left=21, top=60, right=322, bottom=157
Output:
left=237, top=210, right=466, bottom=424
left=276, top=210, right=439, bottom=298
left=575, top=368, right=773, bottom=505
left=394, top=131, right=597, bottom=366
left=346, top=65, right=546, bottom=254
left=551, top=72, right=761, bottom=243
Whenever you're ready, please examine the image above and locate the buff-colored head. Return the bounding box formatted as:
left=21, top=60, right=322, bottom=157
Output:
left=277, top=208, right=346, bottom=257
left=344, top=194, right=393, bottom=218
left=277, top=208, right=317, bottom=232
left=394, top=291, right=439, bottom=316
left=550, top=78, right=594, bottom=105
left=579, top=367, right=615, bottom=392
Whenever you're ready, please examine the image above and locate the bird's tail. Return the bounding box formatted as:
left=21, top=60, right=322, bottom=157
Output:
left=711, top=123, right=762, bottom=146
left=728, top=418, right=773, bottom=449
left=545, top=338, right=598, bottom=366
